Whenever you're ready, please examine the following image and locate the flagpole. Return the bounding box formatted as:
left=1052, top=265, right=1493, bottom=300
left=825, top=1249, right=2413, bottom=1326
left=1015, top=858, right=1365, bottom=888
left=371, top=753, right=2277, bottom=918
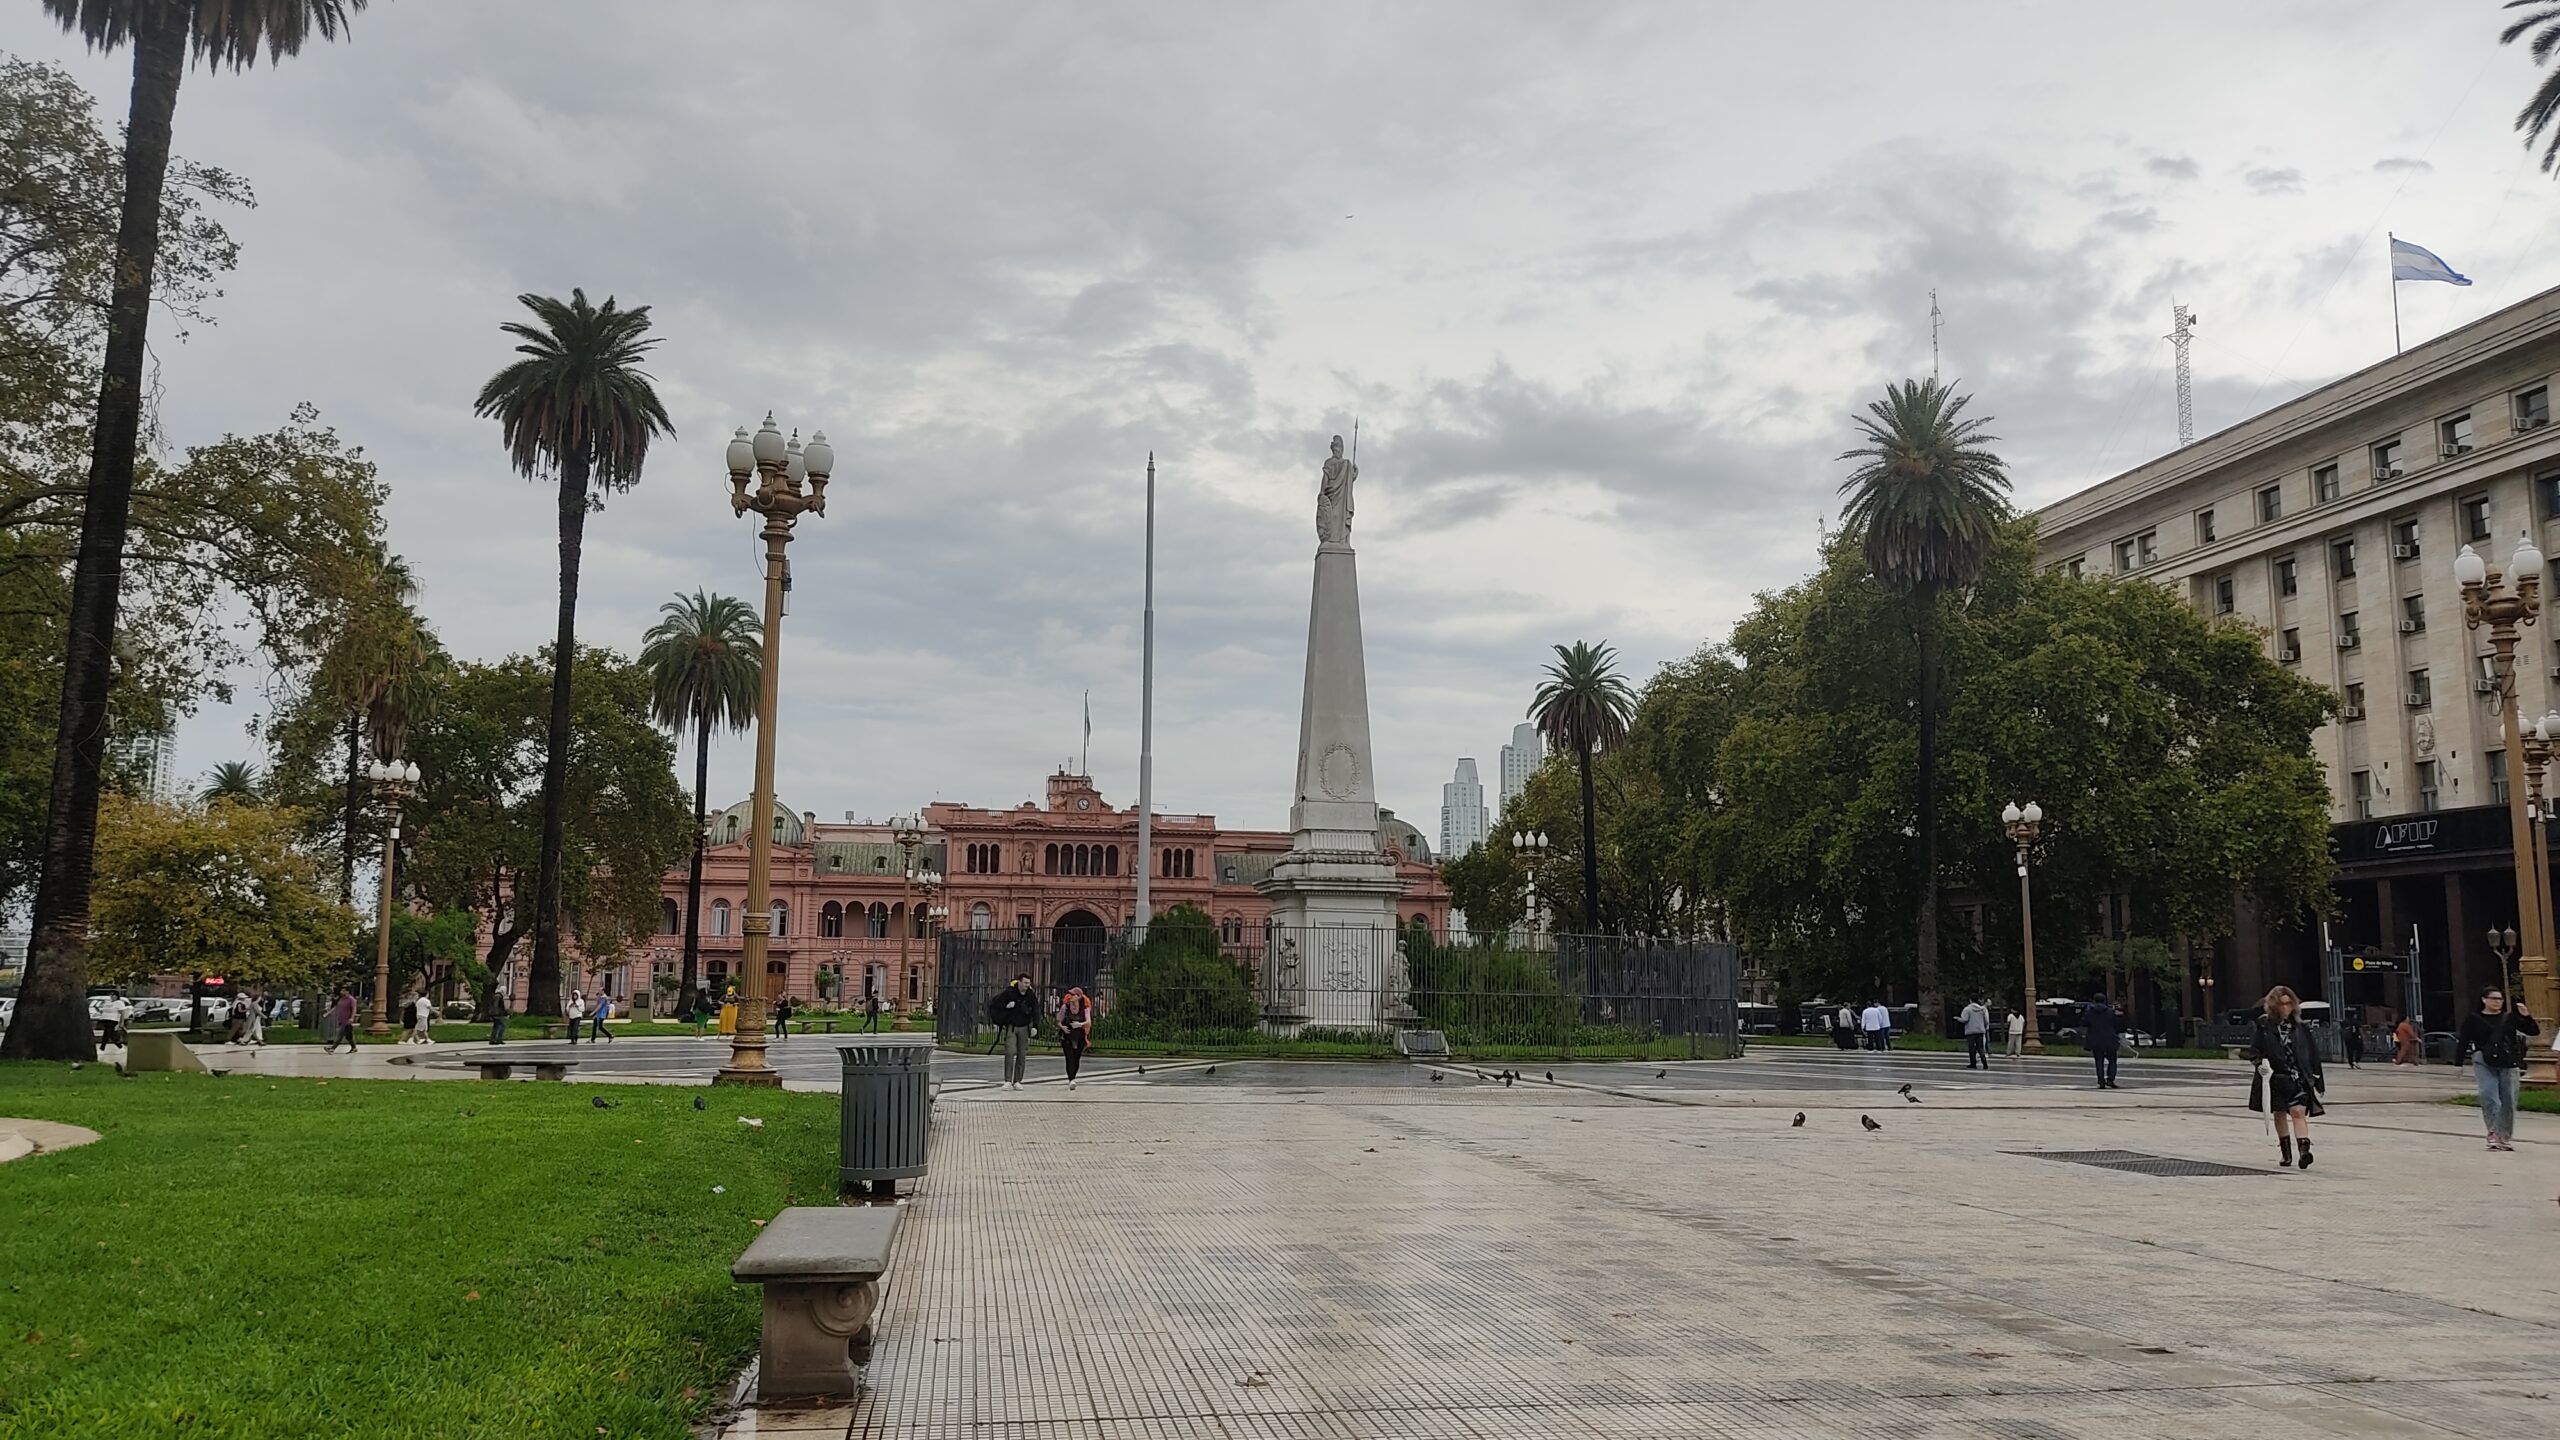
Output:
left=2390, top=231, right=2402, bottom=356
left=1133, top=453, right=1156, bottom=944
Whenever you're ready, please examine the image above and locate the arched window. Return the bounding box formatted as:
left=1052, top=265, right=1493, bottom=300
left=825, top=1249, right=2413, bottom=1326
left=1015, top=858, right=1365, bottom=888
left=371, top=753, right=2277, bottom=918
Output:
left=1044, top=843, right=1058, bottom=875
left=659, top=898, right=679, bottom=934
left=711, top=900, right=731, bottom=937
left=1105, top=845, right=1118, bottom=876
left=912, top=905, right=929, bottom=939
left=821, top=901, right=844, bottom=938
left=771, top=902, right=789, bottom=937
left=1077, top=844, right=1091, bottom=876
left=970, top=902, right=993, bottom=931
left=867, top=902, right=890, bottom=939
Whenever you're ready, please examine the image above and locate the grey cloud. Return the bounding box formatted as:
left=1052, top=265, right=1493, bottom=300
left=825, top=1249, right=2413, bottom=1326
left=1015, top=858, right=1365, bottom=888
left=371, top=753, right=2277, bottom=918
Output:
left=2245, top=166, right=2305, bottom=195
left=2146, top=155, right=2201, bottom=181
left=2374, top=156, right=2433, bottom=174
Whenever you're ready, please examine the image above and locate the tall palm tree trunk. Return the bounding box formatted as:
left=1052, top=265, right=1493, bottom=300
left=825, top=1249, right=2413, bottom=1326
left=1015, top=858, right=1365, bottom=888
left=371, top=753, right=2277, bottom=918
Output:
left=1914, top=604, right=1944, bottom=1037
left=1, top=18, right=186, bottom=1064
left=527, top=452, right=590, bottom=1017
left=679, top=697, right=710, bottom=1016
left=1575, top=735, right=1604, bottom=1014
left=338, top=719, right=363, bottom=903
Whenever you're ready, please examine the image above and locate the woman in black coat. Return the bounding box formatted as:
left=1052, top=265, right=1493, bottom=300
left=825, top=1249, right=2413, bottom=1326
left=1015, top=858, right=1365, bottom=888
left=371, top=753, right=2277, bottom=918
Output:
left=2247, top=985, right=2326, bottom=1169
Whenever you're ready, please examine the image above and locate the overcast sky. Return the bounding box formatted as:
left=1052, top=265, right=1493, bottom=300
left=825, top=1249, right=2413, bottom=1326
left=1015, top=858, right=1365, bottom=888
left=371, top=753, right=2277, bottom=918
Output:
left=9, top=1, right=2560, bottom=836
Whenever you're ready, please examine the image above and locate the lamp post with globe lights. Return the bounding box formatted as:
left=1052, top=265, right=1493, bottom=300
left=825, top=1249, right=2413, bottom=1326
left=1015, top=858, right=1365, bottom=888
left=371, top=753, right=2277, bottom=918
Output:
left=715, top=414, right=831, bottom=1087
left=2001, top=801, right=2045, bottom=1054
left=364, top=758, right=423, bottom=1036
left=2457, top=534, right=2557, bottom=1079
left=1511, top=830, right=1550, bottom=949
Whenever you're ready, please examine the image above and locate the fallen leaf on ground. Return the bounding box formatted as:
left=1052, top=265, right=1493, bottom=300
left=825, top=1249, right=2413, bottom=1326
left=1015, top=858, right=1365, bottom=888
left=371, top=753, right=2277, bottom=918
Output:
left=463, top=1291, right=480, bottom=1302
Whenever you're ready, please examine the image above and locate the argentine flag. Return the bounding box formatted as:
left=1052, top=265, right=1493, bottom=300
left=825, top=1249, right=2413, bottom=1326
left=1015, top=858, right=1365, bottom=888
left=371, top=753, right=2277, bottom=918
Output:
left=2390, top=236, right=2471, bottom=286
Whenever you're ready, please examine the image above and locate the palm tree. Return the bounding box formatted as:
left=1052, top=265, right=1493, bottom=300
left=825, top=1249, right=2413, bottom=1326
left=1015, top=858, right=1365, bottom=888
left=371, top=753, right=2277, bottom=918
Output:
left=1836, top=376, right=2011, bottom=1036
left=5, top=0, right=369, bottom=1065
left=312, top=548, right=429, bottom=903
left=1529, top=641, right=1636, bottom=938
left=201, top=761, right=262, bottom=805
left=475, top=290, right=674, bottom=1016
left=2503, top=2, right=2560, bottom=171
left=640, top=590, right=761, bottom=1017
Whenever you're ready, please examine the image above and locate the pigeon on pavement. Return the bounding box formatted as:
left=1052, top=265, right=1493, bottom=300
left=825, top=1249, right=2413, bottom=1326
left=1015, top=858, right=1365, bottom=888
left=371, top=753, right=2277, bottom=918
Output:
left=1897, top=1084, right=1915, bottom=1097
left=1655, top=1069, right=1667, bottom=1079
left=1544, top=1071, right=1555, bottom=1084
left=1791, top=1112, right=1806, bottom=1127
left=1903, top=1091, right=1922, bottom=1104
left=1860, top=1114, right=1882, bottom=1132
left=1204, top=1065, right=1218, bottom=1076
left=1429, top=1072, right=1443, bottom=1083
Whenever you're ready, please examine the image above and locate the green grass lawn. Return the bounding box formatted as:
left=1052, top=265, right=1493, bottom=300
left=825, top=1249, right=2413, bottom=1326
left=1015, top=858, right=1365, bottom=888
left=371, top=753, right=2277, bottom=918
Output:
left=0, top=1063, right=840, bottom=1440
left=2450, top=1086, right=2560, bottom=1113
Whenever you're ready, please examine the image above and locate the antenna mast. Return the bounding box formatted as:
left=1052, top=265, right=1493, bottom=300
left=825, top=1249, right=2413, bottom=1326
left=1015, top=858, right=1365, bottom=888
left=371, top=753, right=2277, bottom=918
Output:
left=1929, top=290, right=1943, bottom=380
left=2169, top=303, right=2198, bottom=447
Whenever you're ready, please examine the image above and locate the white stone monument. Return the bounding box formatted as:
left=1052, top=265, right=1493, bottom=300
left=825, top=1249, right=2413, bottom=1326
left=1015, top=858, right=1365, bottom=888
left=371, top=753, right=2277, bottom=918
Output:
left=1258, top=434, right=1405, bottom=1031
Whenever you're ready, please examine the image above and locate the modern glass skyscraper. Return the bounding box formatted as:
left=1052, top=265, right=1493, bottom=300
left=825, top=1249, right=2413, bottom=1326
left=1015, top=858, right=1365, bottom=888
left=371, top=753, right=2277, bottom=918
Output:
left=1498, top=722, right=1543, bottom=814
left=1440, top=758, right=1488, bottom=859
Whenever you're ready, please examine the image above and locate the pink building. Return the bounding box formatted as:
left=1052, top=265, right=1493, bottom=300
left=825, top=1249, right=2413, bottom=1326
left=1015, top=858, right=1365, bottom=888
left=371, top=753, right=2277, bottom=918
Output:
left=601, top=770, right=1449, bottom=1010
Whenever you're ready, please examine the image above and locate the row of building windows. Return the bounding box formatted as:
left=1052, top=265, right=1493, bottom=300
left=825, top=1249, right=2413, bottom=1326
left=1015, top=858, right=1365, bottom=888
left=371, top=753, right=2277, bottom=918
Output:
left=961, top=842, right=1002, bottom=874
left=2092, top=387, right=2554, bottom=576
left=1162, top=847, right=1198, bottom=878
left=657, top=898, right=949, bottom=940
left=1044, top=843, right=1118, bottom=876
left=2344, top=750, right=2511, bottom=820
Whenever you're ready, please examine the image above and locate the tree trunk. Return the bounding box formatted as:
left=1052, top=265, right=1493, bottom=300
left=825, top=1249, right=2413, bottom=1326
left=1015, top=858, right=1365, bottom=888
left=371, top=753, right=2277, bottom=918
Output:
left=1, top=21, right=186, bottom=1064
left=1575, top=737, right=1603, bottom=934
left=1914, top=603, right=1944, bottom=1038
left=526, top=452, right=589, bottom=1018
left=679, top=696, right=709, bottom=1016
left=338, top=718, right=362, bottom=903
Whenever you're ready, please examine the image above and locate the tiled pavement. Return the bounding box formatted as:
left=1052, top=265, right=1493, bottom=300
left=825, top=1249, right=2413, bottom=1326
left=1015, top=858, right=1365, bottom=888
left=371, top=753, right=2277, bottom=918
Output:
left=718, top=1062, right=2560, bottom=1440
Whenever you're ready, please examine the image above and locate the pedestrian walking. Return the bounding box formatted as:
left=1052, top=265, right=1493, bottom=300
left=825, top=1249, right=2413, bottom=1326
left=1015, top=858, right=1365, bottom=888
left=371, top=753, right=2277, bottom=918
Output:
left=322, top=988, right=358, bottom=1053
left=409, top=991, right=436, bottom=1045
left=2248, top=986, right=2326, bottom=1169
left=564, top=990, right=585, bottom=1045
left=2456, top=987, right=2538, bottom=1152
left=398, top=991, right=419, bottom=1044
left=1831, top=1003, right=1857, bottom=1051
left=1860, top=1000, right=1892, bottom=1052
left=2082, top=993, right=2124, bottom=1089
left=2391, top=1012, right=2421, bottom=1065
left=485, top=986, right=509, bottom=1045
left=2005, top=1004, right=2025, bottom=1056
left=1057, top=985, right=1097, bottom=1089
left=773, top=994, right=793, bottom=1040
left=590, top=989, right=614, bottom=1042
left=987, top=974, right=1040, bottom=1090
left=2342, top=1021, right=2364, bottom=1069
left=864, top=989, right=884, bottom=1033
left=242, top=993, right=266, bottom=1047
left=99, top=994, right=130, bottom=1049
left=1959, top=995, right=1991, bottom=1070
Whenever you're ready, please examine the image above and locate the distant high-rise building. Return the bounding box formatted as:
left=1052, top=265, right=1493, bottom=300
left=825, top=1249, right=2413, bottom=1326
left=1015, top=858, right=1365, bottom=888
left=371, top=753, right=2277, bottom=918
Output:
left=1498, top=722, right=1543, bottom=813
left=107, top=724, right=178, bottom=806
left=1439, top=759, right=1487, bottom=859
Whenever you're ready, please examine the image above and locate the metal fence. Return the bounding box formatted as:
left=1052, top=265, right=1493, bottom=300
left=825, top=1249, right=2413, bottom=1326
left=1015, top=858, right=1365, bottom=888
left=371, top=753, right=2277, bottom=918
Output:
left=935, top=926, right=1740, bottom=1061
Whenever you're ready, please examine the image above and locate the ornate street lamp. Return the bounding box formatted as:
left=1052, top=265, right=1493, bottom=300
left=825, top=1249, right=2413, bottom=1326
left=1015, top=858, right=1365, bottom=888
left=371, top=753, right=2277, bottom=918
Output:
left=893, top=816, right=929, bottom=1010
left=1511, top=830, right=1550, bottom=949
left=715, top=414, right=831, bottom=1087
left=2001, top=800, right=2045, bottom=1054
left=2458, top=535, right=2556, bottom=1081
left=364, top=758, right=423, bottom=1036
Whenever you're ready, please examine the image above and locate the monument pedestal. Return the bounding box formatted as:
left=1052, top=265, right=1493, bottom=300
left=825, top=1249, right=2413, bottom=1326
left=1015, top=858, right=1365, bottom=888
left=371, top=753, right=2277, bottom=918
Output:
left=1257, top=537, right=1409, bottom=1033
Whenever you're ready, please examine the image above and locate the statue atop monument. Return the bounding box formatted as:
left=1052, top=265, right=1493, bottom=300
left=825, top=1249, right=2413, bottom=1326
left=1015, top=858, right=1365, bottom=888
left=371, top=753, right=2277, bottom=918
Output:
left=1316, top=433, right=1357, bottom=544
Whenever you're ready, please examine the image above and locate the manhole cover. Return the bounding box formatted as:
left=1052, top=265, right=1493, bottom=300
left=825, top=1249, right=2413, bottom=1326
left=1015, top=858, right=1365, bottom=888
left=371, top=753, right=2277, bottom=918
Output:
left=2008, top=1148, right=2263, bottom=1178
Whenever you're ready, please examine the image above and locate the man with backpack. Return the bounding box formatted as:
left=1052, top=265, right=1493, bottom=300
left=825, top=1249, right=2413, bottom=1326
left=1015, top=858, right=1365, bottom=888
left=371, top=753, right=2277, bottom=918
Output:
left=987, top=975, right=1041, bottom=1091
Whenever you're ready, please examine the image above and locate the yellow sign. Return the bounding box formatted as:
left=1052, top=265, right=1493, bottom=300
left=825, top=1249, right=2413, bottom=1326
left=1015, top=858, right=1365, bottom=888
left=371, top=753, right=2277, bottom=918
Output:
left=2351, top=957, right=2366, bottom=971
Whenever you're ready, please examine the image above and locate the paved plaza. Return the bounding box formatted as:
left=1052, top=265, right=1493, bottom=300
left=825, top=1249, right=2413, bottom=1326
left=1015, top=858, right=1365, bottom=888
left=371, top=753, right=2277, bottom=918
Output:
left=668, top=1046, right=2560, bottom=1440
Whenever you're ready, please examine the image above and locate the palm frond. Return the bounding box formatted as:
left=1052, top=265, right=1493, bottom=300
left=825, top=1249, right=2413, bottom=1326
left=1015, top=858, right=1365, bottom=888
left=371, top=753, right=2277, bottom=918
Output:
left=1834, top=376, right=2012, bottom=595
left=473, top=288, right=676, bottom=494
left=41, top=1, right=369, bottom=70
left=640, top=590, right=763, bottom=737
left=1529, top=641, right=1636, bottom=756
left=2502, top=2, right=2560, bottom=173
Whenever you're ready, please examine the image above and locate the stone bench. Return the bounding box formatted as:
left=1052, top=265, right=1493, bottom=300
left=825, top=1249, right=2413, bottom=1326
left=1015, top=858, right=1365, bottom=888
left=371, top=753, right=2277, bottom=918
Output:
left=732, top=1206, right=901, bottom=1401
left=471, top=1059, right=577, bottom=1082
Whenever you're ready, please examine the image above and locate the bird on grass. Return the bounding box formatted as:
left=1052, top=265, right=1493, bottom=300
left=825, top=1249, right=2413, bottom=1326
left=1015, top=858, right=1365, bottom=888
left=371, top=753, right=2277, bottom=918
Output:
left=1860, top=1114, right=1882, bottom=1132
left=693, top=1096, right=707, bottom=1112
left=590, top=1096, right=615, bottom=1109
left=1790, top=1112, right=1806, bottom=1128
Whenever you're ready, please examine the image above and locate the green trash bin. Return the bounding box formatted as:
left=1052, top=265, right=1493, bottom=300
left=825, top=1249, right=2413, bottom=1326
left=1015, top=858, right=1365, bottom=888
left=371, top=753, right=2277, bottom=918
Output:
left=839, top=1034, right=934, bottom=1193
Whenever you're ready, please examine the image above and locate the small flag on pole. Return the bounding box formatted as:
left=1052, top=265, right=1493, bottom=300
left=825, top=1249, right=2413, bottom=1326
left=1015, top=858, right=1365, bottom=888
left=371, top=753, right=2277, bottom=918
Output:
left=1081, top=690, right=1091, bottom=776
left=2389, top=237, right=2471, bottom=287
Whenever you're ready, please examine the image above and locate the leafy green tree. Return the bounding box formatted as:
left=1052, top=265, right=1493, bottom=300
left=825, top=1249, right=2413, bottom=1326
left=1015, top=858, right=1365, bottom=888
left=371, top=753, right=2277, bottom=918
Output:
left=639, top=590, right=760, bottom=1016
left=1701, top=523, right=2331, bottom=1017
left=1110, top=903, right=1257, bottom=1034
left=199, top=761, right=260, bottom=804
left=400, top=648, right=690, bottom=1017
left=5, top=16, right=370, bottom=1059
left=345, top=905, right=478, bottom=1003
left=473, top=290, right=674, bottom=1017
left=1441, top=839, right=1525, bottom=938
left=1530, top=641, right=1635, bottom=932
left=1835, top=376, right=2012, bottom=1034
left=85, top=793, right=353, bottom=1003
